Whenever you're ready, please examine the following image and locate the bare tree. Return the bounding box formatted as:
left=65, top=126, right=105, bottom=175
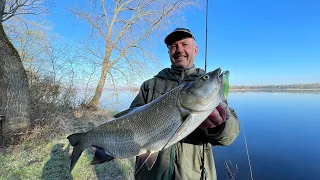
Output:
left=1, top=0, right=51, bottom=22
left=0, top=0, right=51, bottom=135
left=68, top=0, right=200, bottom=109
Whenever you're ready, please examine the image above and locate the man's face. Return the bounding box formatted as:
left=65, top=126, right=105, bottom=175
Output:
left=168, top=37, right=198, bottom=69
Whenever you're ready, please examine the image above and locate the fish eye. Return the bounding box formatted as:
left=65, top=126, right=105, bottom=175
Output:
left=203, top=75, right=210, bottom=80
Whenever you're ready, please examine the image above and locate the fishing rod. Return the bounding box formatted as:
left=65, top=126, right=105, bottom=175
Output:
left=203, top=2, right=254, bottom=180
left=204, top=0, right=208, bottom=73
left=200, top=2, right=209, bottom=180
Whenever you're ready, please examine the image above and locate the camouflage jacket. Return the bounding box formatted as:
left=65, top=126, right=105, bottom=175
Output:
left=124, top=65, right=240, bottom=180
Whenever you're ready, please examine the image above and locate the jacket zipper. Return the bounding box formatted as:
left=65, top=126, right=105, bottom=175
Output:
left=169, top=68, right=186, bottom=179
left=178, top=69, right=186, bottom=85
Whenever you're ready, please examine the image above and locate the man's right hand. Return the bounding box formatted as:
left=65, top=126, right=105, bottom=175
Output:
left=199, top=102, right=230, bottom=129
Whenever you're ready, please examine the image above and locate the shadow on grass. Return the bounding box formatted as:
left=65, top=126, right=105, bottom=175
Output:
left=82, top=148, right=135, bottom=180
left=94, top=157, right=136, bottom=180
left=42, top=143, right=73, bottom=180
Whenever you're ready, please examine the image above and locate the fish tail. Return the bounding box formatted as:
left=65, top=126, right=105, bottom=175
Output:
left=67, top=133, right=85, bottom=172
left=68, top=133, right=82, bottom=146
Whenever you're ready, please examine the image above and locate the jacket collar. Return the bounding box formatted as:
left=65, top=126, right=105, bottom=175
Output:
left=170, top=64, right=196, bottom=76
left=154, top=64, right=206, bottom=81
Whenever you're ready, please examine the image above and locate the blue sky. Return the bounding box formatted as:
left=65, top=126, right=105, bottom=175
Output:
left=46, top=0, right=320, bottom=86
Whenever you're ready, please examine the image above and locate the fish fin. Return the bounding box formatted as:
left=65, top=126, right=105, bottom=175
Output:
left=67, top=133, right=85, bottom=172
left=159, top=122, right=185, bottom=152
left=90, top=145, right=114, bottom=165
left=135, top=150, right=158, bottom=174
left=160, top=114, right=197, bottom=151
left=145, top=152, right=158, bottom=170
left=135, top=150, right=151, bottom=174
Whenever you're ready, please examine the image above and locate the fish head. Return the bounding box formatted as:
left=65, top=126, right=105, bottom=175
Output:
left=179, top=68, right=225, bottom=112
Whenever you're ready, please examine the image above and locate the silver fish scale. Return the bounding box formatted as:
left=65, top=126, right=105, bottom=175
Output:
left=84, top=85, right=185, bottom=158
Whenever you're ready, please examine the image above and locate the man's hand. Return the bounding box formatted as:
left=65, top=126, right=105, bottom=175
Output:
left=199, top=102, right=231, bottom=129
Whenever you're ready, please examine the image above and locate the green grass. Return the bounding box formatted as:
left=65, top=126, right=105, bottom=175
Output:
left=0, top=109, right=135, bottom=180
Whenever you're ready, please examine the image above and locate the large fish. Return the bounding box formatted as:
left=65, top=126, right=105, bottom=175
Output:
left=67, top=68, right=229, bottom=173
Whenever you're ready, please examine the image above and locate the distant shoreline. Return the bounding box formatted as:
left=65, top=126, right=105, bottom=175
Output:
left=229, top=88, right=320, bottom=94
left=101, top=87, right=320, bottom=91
left=230, top=88, right=320, bottom=91
left=97, top=88, right=320, bottom=94
left=79, top=83, right=320, bottom=92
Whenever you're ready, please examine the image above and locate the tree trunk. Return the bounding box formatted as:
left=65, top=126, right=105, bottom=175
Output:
left=88, top=56, right=110, bottom=109
left=0, top=23, right=30, bottom=134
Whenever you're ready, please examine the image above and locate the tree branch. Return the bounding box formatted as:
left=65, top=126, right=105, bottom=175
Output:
left=99, top=0, right=109, bottom=27
left=1, top=0, right=52, bottom=22
left=107, top=71, right=119, bottom=103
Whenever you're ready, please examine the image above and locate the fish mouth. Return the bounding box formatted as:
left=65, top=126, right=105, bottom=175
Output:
left=209, top=68, right=222, bottom=81
left=211, top=68, right=224, bottom=90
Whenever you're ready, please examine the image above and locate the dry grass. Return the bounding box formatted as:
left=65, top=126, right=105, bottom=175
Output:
left=0, top=108, right=135, bottom=180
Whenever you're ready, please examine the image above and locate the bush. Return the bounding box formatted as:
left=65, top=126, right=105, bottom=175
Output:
left=26, top=70, right=79, bottom=127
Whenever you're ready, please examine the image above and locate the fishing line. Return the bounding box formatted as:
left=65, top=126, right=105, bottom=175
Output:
left=204, top=0, right=208, bottom=73
left=243, top=122, right=254, bottom=180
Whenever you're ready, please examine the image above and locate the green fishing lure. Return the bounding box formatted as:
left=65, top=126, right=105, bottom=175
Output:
left=222, top=71, right=230, bottom=101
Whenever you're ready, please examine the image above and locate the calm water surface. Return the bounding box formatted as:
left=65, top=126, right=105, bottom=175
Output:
left=213, top=92, right=320, bottom=180
left=99, top=91, right=320, bottom=180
